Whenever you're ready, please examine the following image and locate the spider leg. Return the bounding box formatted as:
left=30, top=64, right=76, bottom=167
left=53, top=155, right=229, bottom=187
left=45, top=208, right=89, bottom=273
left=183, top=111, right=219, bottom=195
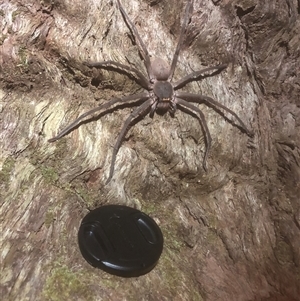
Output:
left=175, top=97, right=212, bottom=171
left=106, top=97, right=153, bottom=183
left=48, top=92, right=149, bottom=142
left=168, top=0, right=193, bottom=81
left=84, top=60, right=151, bottom=90
left=174, top=64, right=227, bottom=90
left=117, top=0, right=153, bottom=79
left=177, top=91, right=253, bottom=137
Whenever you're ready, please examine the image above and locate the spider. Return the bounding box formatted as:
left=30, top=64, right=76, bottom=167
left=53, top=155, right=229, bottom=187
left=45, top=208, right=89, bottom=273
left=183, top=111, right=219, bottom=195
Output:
left=49, top=0, right=253, bottom=183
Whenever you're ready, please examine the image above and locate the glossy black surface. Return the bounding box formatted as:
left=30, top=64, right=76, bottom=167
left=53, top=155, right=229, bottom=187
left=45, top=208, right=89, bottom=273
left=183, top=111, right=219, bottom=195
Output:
left=78, top=205, right=163, bottom=277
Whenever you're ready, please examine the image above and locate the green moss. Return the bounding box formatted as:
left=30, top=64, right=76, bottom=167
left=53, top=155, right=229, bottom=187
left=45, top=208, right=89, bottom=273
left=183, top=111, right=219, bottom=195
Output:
left=205, top=228, right=220, bottom=245
left=164, top=226, right=185, bottom=251
left=18, top=46, right=28, bottom=67
left=44, top=208, right=55, bottom=227
left=40, top=0, right=54, bottom=6
left=50, top=139, right=68, bottom=162
left=0, top=34, right=7, bottom=45
left=74, top=185, right=96, bottom=208
left=0, top=157, right=15, bottom=185
left=41, top=166, right=59, bottom=184
left=42, top=263, right=94, bottom=301
left=205, top=213, right=218, bottom=230
left=156, top=253, right=178, bottom=289
left=141, top=200, right=159, bottom=216
left=274, top=239, right=294, bottom=265
left=159, top=250, right=204, bottom=300
left=12, top=10, right=19, bottom=22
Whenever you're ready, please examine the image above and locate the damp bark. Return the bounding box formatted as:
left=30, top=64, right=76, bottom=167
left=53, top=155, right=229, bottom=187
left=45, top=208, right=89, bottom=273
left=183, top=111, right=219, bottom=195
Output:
left=0, top=0, right=299, bottom=300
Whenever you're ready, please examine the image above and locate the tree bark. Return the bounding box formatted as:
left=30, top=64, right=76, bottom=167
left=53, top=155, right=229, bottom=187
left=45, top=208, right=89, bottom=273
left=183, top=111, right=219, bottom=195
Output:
left=1, top=0, right=299, bottom=300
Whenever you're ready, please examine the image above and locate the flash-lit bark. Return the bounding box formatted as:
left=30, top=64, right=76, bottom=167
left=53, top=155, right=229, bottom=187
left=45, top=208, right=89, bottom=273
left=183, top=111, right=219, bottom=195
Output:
left=1, top=0, right=299, bottom=300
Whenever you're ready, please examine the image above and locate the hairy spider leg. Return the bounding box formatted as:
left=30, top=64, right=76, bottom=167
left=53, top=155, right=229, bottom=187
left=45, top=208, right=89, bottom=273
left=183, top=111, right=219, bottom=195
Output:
left=174, top=64, right=228, bottom=90
left=117, top=0, right=153, bottom=80
left=177, top=91, right=253, bottom=137
left=106, top=98, right=153, bottom=183
left=84, top=61, right=151, bottom=90
left=168, top=0, right=193, bottom=81
left=48, top=92, right=149, bottom=142
left=175, top=97, right=212, bottom=171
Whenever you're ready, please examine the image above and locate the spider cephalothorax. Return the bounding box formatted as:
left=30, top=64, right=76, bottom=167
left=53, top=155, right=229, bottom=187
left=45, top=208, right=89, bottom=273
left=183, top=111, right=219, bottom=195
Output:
left=152, top=81, right=175, bottom=114
left=49, top=0, right=253, bottom=183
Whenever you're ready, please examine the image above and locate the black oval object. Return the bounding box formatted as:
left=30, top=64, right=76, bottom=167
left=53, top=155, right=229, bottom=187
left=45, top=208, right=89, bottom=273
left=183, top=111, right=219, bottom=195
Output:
left=78, top=205, right=164, bottom=277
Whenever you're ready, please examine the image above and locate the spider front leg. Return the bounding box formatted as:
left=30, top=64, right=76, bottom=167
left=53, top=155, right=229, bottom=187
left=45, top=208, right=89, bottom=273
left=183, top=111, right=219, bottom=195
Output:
left=175, top=97, right=212, bottom=171
left=117, top=0, right=153, bottom=80
left=106, top=98, right=153, bottom=183
left=168, top=0, right=193, bottom=81
left=48, top=92, right=149, bottom=142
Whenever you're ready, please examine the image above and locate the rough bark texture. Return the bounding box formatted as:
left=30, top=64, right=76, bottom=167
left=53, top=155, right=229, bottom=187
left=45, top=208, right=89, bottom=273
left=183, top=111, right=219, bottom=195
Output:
left=1, top=0, right=299, bottom=300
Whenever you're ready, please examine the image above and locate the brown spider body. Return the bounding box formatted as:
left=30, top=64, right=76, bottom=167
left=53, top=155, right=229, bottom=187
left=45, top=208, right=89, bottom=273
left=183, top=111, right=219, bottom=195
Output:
left=151, top=58, right=170, bottom=81
left=152, top=81, right=175, bottom=114
left=49, top=0, right=253, bottom=183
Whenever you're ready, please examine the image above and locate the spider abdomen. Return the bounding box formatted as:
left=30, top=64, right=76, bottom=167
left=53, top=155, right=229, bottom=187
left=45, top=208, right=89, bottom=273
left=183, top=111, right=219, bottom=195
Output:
left=152, top=58, right=170, bottom=80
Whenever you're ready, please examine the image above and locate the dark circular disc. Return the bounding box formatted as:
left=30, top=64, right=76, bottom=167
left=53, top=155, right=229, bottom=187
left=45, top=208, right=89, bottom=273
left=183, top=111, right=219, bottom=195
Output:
left=78, top=205, right=164, bottom=277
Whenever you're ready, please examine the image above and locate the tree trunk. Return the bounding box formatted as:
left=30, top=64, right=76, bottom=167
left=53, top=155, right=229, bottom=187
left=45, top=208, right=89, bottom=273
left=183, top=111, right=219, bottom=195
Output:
left=1, top=0, right=299, bottom=300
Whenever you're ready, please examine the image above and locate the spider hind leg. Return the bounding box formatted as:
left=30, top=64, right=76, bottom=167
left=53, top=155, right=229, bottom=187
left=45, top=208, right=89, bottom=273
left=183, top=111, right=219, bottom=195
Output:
left=106, top=98, right=153, bottom=183
left=175, top=97, right=212, bottom=172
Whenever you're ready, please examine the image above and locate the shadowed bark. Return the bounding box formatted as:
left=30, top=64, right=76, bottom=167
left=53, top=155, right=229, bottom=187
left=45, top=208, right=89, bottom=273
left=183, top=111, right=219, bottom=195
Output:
left=1, top=0, right=299, bottom=300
